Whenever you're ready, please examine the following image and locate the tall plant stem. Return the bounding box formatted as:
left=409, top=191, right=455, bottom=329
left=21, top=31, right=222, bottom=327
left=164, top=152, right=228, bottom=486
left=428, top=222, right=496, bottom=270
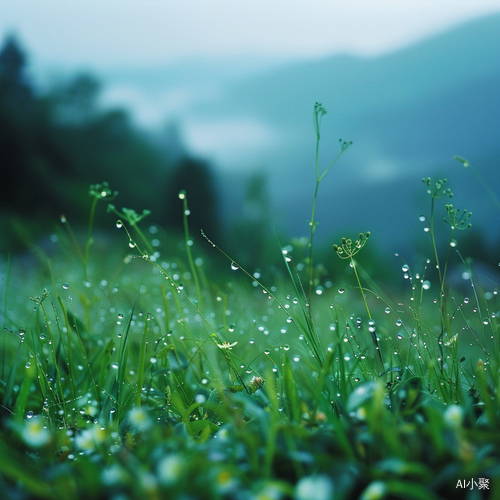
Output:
left=307, top=103, right=350, bottom=306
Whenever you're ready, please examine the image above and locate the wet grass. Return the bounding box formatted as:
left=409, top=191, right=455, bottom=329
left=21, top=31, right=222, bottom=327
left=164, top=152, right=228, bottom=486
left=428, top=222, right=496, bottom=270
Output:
left=1, top=109, right=500, bottom=499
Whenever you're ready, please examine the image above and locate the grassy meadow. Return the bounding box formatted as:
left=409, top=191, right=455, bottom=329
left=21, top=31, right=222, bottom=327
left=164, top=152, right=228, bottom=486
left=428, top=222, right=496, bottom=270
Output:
left=1, top=105, right=499, bottom=500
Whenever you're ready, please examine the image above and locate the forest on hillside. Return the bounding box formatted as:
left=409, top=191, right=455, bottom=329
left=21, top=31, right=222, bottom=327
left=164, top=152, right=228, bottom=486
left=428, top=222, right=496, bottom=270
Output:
left=0, top=35, right=255, bottom=256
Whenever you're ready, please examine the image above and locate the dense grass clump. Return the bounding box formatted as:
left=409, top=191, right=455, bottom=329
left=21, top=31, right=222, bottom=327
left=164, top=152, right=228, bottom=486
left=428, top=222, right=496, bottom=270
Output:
left=1, top=106, right=500, bottom=500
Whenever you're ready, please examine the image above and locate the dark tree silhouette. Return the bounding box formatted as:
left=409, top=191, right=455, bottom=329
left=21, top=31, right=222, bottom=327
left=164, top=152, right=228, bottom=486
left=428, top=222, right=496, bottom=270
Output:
left=0, top=34, right=32, bottom=107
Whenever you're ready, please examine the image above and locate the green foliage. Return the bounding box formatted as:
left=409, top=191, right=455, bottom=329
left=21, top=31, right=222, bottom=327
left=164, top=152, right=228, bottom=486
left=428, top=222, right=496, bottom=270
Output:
left=1, top=105, right=500, bottom=500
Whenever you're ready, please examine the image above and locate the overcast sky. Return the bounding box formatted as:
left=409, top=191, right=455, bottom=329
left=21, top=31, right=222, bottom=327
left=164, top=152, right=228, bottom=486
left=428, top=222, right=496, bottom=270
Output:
left=2, top=1, right=500, bottom=71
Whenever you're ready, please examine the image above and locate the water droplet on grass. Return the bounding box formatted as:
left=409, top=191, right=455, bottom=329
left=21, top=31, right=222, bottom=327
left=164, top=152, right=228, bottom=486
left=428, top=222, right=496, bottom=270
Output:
left=338, top=288, right=345, bottom=294
left=62, top=282, right=69, bottom=290
left=385, top=307, right=391, bottom=314
left=230, top=262, right=239, bottom=271
left=116, top=220, right=123, bottom=228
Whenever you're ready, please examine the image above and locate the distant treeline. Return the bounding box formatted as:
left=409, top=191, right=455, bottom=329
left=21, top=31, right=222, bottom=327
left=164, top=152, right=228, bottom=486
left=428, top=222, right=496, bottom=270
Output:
left=0, top=35, right=223, bottom=251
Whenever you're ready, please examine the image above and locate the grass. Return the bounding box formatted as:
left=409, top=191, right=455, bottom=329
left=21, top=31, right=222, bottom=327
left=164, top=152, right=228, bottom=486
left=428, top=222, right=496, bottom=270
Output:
left=1, top=105, right=500, bottom=500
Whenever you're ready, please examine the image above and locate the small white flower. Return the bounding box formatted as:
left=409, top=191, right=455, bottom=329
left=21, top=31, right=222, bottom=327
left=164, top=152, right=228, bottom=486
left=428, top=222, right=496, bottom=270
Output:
left=21, top=416, right=51, bottom=448
left=102, top=464, right=128, bottom=486
left=217, top=341, right=238, bottom=350
left=295, top=475, right=334, bottom=500
left=128, top=407, right=152, bottom=432
left=157, top=454, right=185, bottom=486
left=444, top=404, right=463, bottom=428
left=75, top=426, right=106, bottom=451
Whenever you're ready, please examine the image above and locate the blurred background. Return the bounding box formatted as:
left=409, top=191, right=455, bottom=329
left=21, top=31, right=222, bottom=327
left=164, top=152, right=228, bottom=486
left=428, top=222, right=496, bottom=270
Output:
left=1, top=1, right=499, bottom=276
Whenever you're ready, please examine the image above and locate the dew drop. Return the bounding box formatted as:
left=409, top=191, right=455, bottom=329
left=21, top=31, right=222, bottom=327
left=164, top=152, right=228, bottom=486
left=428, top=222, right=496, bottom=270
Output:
left=385, top=307, right=391, bottom=314
left=230, top=262, right=239, bottom=271
left=422, top=280, right=431, bottom=290
left=338, top=288, right=345, bottom=294
left=39, top=333, right=46, bottom=341
left=116, top=220, right=123, bottom=228
left=283, top=344, right=290, bottom=351
left=25, top=362, right=31, bottom=369
left=396, top=319, right=403, bottom=327
left=62, top=282, right=69, bottom=290
left=129, top=240, right=136, bottom=248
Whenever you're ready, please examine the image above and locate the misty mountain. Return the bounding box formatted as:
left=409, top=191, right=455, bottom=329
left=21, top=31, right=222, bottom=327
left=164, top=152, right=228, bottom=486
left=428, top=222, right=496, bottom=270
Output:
left=100, top=14, right=500, bottom=260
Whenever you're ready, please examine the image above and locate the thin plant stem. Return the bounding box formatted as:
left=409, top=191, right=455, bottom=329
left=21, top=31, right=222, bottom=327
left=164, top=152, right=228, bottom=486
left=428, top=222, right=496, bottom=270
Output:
left=307, top=103, right=350, bottom=306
